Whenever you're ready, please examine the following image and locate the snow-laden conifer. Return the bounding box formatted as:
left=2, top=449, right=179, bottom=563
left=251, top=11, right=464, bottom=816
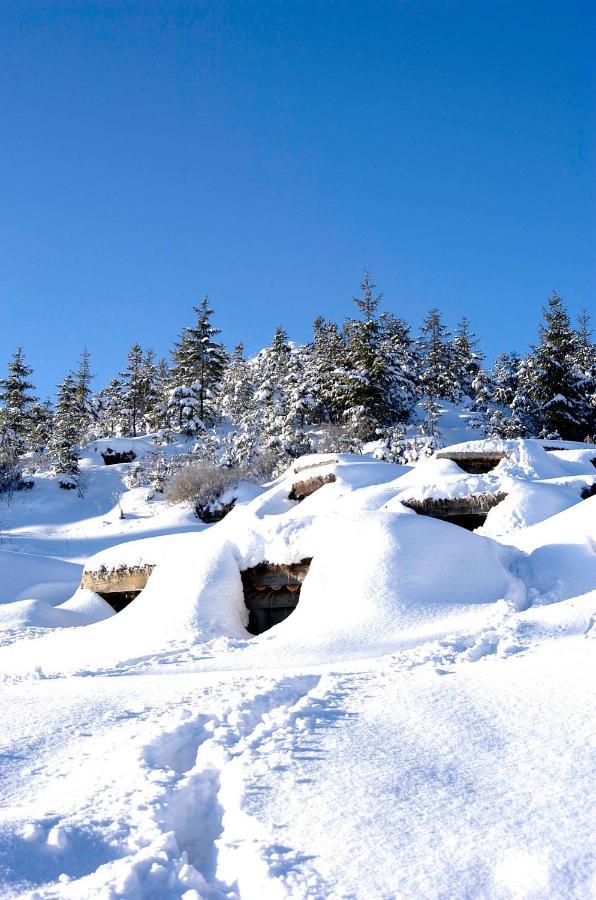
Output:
left=518, top=292, right=587, bottom=439
left=0, top=348, right=37, bottom=457
left=48, top=373, right=81, bottom=486
left=170, top=297, right=227, bottom=433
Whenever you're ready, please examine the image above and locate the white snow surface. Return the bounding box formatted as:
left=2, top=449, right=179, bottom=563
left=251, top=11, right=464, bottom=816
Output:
left=0, top=434, right=594, bottom=898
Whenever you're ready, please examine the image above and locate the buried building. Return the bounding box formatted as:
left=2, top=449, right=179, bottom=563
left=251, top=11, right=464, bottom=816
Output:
left=74, top=442, right=596, bottom=642
left=401, top=493, right=508, bottom=530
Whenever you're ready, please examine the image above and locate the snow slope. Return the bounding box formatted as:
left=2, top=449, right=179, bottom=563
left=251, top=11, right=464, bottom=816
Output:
left=0, top=437, right=594, bottom=898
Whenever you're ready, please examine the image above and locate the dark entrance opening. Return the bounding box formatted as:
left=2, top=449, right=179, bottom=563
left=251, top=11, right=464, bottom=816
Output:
left=97, top=590, right=142, bottom=612
left=241, top=559, right=312, bottom=635
left=436, top=452, right=507, bottom=474
left=289, top=473, right=336, bottom=502
left=101, top=448, right=137, bottom=466
left=401, top=494, right=507, bottom=531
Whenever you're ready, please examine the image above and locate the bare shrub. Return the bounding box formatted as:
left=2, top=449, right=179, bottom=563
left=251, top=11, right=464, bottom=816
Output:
left=165, top=462, right=240, bottom=520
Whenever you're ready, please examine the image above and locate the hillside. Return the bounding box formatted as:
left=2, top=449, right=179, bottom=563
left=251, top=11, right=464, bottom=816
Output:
left=0, top=420, right=594, bottom=899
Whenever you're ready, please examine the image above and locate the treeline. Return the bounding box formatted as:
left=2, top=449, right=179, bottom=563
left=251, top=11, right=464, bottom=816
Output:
left=0, top=274, right=595, bottom=489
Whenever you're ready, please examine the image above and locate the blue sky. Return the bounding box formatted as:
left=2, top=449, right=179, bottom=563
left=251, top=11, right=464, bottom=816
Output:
left=0, top=1, right=593, bottom=398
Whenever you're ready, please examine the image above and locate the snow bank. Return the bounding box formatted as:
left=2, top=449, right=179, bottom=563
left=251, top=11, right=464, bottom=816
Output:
left=479, top=481, right=582, bottom=537
left=500, top=496, right=596, bottom=602
left=260, top=511, right=523, bottom=660
left=0, top=590, right=113, bottom=631
left=0, top=550, right=82, bottom=606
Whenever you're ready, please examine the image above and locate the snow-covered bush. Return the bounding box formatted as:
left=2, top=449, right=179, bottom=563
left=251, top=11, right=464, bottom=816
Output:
left=165, top=461, right=240, bottom=520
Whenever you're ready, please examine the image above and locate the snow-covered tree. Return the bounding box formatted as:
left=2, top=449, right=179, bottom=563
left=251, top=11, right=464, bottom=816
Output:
left=48, top=373, right=81, bottom=485
left=417, top=309, right=456, bottom=403
left=29, top=399, right=54, bottom=453
left=120, top=343, right=145, bottom=437
left=217, top=343, right=255, bottom=424
left=141, top=352, right=170, bottom=433
left=307, top=317, right=347, bottom=425
left=96, top=378, right=126, bottom=437
left=170, top=297, right=228, bottom=433
left=0, top=348, right=37, bottom=457
left=73, top=347, right=95, bottom=439
left=518, top=292, right=587, bottom=439
left=254, top=327, right=300, bottom=460
left=450, top=317, right=483, bottom=404
left=416, top=308, right=455, bottom=443
left=573, top=310, right=596, bottom=438
left=380, top=312, right=418, bottom=424
left=340, top=272, right=415, bottom=440
left=479, top=352, right=528, bottom=438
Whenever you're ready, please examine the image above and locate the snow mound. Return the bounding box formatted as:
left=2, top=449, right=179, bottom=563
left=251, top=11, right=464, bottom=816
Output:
left=0, top=590, right=113, bottom=631
left=479, top=481, right=583, bottom=537
left=263, top=511, right=523, bottom=660
left=502, top=496, right=596, bottom=602
left=0, top=550, right=82, bottom=606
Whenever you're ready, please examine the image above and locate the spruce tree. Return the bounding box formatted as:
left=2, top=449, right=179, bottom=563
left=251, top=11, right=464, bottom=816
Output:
left=308, top=316, right=347, bottom=425
left=73, top=347, right=95, bottom=438
left=418, top=309, right=456, bottom=403
left=49, top=373, right=81, bottom=484
left=121, top=343, right=145, bottom=436
left=416, top=309, right=454, bottom=443
left=140, top=350, right=169, bottom=433
left=341, top=272, right=414, bottom=440
left=255, top=326, right=293, bottom=453
left=519, top=292, right=586, bottom=439
left=484, top=352, right=528, bottom=437
left=217, top=343, right=256, bottom=425
left=29, top=400, right=54, bottom=453
left=0, top=348, right=37, bottom=457
left=450, top=317, right=483, bottom=403
left=171, top=297, right=227, bottom=432
left=574, top=311, right=596, bottom=438
left=98, top=378, right=126, bottom=437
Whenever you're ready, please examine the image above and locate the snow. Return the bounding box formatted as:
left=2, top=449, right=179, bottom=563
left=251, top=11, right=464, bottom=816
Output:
left=0, top=437, right=594, bottom=897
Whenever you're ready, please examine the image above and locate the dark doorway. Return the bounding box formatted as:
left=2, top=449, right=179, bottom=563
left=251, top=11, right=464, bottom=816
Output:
left=97, top=590, right=142, bottom=612
left=401, top=494, right=507, bottom=531
left=436, top=453, right=506, bottom=474
left=241, top=559, right=312, bottom=635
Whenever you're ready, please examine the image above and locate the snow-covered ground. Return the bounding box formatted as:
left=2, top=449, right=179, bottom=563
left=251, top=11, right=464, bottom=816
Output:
left=0, top=424, right=595, bottom=899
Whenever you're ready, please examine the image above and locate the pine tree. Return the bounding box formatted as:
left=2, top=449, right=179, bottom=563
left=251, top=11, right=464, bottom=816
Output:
left=380, top=312, right=418, bottom=424
left=141, top=351, right=169, bottom=433
left=255, top=326, right=293, bottom=453
left=519, top=292, right=586, bottom=439
left=29, top=400, right=54, bottom=453
left=483, top=352, right=528, bottom=437
left=120, top=343, right=145, bottom=437
left=416, top=309, right=454, bottom=443
left=49, top=373, right=81, bottom=485
left=574, top=311, right=596, bottom=438
left=171, top=297, right=228, bottom=433
left=418, top=309, right=456, bottom=403
left=73, top=347, right=95, bottom=438
left=308, top=316, right=347, bottom=425
left=468, top=366, right=494, bottom=434
left=341, top=272, right=414, bottom=440
left=450, top=317, right=483, bottom=404
left=97, top=378, right=126, bottom=437
left=217, top=343, right=256, bottom=424
left=0, top=348, right=37, bottom=457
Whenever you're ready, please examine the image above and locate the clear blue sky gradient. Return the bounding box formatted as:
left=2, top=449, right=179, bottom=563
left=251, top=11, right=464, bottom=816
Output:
left=1, top=1, right=594, bottom=398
